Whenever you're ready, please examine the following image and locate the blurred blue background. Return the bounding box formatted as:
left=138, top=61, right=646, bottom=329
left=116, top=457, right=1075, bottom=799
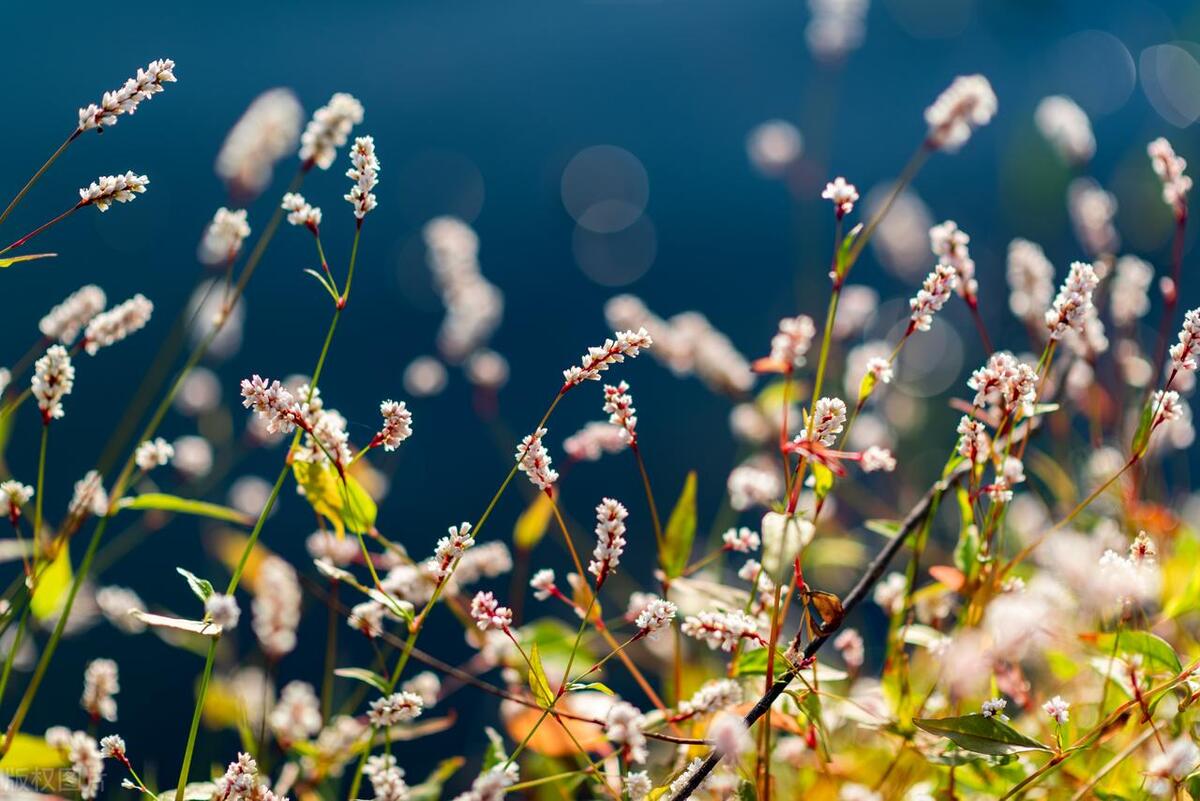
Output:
left=1, top=0, right=1197, bottom=793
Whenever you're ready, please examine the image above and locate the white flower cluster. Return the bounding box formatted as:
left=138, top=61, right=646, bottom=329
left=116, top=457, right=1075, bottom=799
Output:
left=1042, top=695, right=1070, bottom=724
left=134, top=437, right=174, bottom=472
left=821, top=176, right=858, bottom=218
left=956, top=415, right=991, bottom=464
left=834, top=628, right=865, bottom=668
left=799, top=396, right=847, bottom=447
left=423, top=217, right=504, bottom=362
left=46, top=727, right=104, bottom=800
left=603, top=381, right=638, bottom=444
left=69, top=470, right=108, bottom=518
left=1170, top=307, right=1200, bottom=373
left=0, top=479, right=33, bottom=522
left=678, top=679, right=743, bottom=717
left=78, top=172, right=149, bottom=212
left=281, top=192, right=322, bottom=230
left=253, top=554, right=302, bottom=659
left=681, top=610, right=764, bottom=652
left=606, top=700, right=649, bottom=763
left=367, top=691, right=424, bottom=727
left=515, top=427, right=558, bottom=490
left=83, top=293, right=154, bottom=354
left=364, top=754, right=410, bottom=801
left=206, top=593, right=241, bottom=630
left=469, top=590, right=513, bottom=631
left=1034, top=96, right=1094, bottom=165
left=909, top=263, right=958, bottom=332
left=81, top=658, right=119, bottom=722
left=563, top=420, right=628, bottom=461
left=634, top=596, right=677, bottom=637
left=211, top=752, right=286, bottom=801
left=216, top=88, right=304, bottom=198
left=562, top=327, right=653, bottom=387
left=40, top=284, right=106, bottom=344
left=32, top=344, right=74, bottom=422
left=375, top=399, right=413, bottom=451
left=860, top=445, right=896, bottom=472
left=967, top=351, right=1038, bottom=417
left=199, top=207, right=251, bottom=265
left=981, top=697, right=1008, bottom=719
left=588, top=497, right=628, bottom=585
left=345, top=135, right=380, bottom=219
left=770, top=314, right=816, bottom=369
left=1148, top=137, right=1192, bottom=209
left=1045, top=261, right=1099, bottom=340
left=430, top=522, right=475, bottom=583
left=1153, top=389, right=1186, bottom=429
left=1068, top=178, right=1118, bottom=257
left=240, top=374, right=300, bottom=435
left=269, top=681, right=322, bottom=744
left=1110, top=256, right=1154, bottom=328
left=300, top=92, right=364, bottom=170
left=1006, top=239, right=1055, bottom=326
left=924, top=74, right=997, bottom=152
left=451, top=764, right=518, bottom=801
left=930, top=220, right=976, bottom=300
left=77, top=58, right=176, bottom=132
left=722, top=527, right=760, bottom=553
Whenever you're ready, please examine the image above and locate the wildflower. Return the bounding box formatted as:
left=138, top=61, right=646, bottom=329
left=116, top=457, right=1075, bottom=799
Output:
left=345, top=135, right=380, bottom=219
left=95, top=586, right=146, bottom=634
left=364, top=754, right=410, bottom=801
left=1148, top=137, right=1192, bottom=209
left=956, top=415, right=990, bottom=464
left=669, top=758, right=709, bottom=800
left=821, top=177, right=858, bottom=218
left=722, top=527, right=760, bottom=553
left=347, top=601, right=385, bottom=639
left=469, top=591, right=512, bottom=631
left=588, top=497, right=628, bottom=587
left=968, top=351, right=1038, bottom=416
left=515, top=427, right=558, bottom=490
left=40, top=285, right=106, bottom=344
left=682, top=610, right=765, bottom=652
left=930, top=220, right=976, bottom=300
left=300, top=92, right=364, bottom=170
left=240, top=375, right=300, bottom=434
left=1153, top=390, right=1185, bottom=428
left=625, top=772, right=652, bottom=801
left=561, top=327, right=653, bottom=388
left=252, top=555, right=301, bottom=659
left=873, top=572, right=907, bottom=615
left=452, top=764, right=519, bottom=801
left=0, top=480, right=33, bottom=524
left=1146, top=737, right=1200, bottom=797
left=1111, top=256, right=1154, bottom=327
left=1170, top=308, right=1200, bottom=373
left=78, top=172, right=149, bottom=212
left=212, top=752, right=284, bottom=801
left=281, top=191, right=322, bottom=230
left=833, top=628, right=864, bottom=668
left=770, top=315, right=817, bottom=368
left=866, top=356, right=893, bottom=385
left=83, top=294, right=153, bottom=354
left=1130, top=531, right=1156, bottom=564
left=924, top=74, right=997, bottom=151
left=563, top=421, right=628, bottom=461
left=424, top=216, right=505, bottom=361
left=909, top=264, right=958, bottom=332
left=430, top=522, right=475, bottom=583
left=1006, top=239, right=1055, bottom=325
left=860, top=445, right=896, bottom=473
left=367, top=691, right=424, bottom=726
left=77, top=59, right=176, bottom=132
left=634, top=597, right=677, bottom=638
left=269, top=681, right=322, bottom=743
left=606, top=701, right=649, bottom=763
left=1043, top=695, right=1069, bottom=724
left=216, top=88, right=304, bottom=198
left=530, top=569, right=558, bottom=601
left=134, top=437, right=174, bottom=472
left=47, top=729, right=104, bottom=800
left=69, top=470, right=109, bottom=518
left=799, top=397, right=847, bottom=447
left=81, top=658, right=119, bottom=722
left=603, top=381, right=638, bottom=444
left=679, top=680, right=743, bottom=717
left=1068, top=178, right=1119, bottom=256
left=98, top=734, right=125, bottom=760
left=1045, top=261, right=1099, bottom=340
left=1034, top=95, right=1094, bottom=165
left=31, top=344, right=75, bottom=422
left=199, top=207, right=251, bottom=265
left=709, top=711, right=752, bottom=760
left=373, top=399, right=413, bottom=451
left=205, top=593, right=240, bottom=630
left=981, top=697, right=1009, bottom=720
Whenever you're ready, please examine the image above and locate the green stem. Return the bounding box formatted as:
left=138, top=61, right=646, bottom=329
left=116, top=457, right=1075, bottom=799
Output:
left=0, top=130, right=78, bottom=229
left=33, top=426, right=48, bottom=545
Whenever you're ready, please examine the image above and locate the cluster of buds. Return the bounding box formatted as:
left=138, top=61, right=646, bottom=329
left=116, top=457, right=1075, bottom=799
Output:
left=967, top=351, right=1038, bottom=418
left=32, top=344, right=75, bottom=423
left=134, top=437, right=174, bottom=472
left=1170, top=307, right=1200, bottom=374
left=956, top=415, right=991, bottom=464
left=563, top=421, right=629, bottom=462
left=0, top=480, right=33, bottom=526
left=1006, top=239, right=1055, bottom=326
left=1045, top=261, right=1099, bottom=340
left=371, top=400, right=413, bottom=451
left=40, top=285, right=106, bottom=344
left=909, top=263, right=958, bottom=333
left=216, top=88, right=303, bottom=199
left=633, top=596, right=677, bottom=639
left=300, top=92, right=365, bottom=170
left=1148, top=137, right=1191, bottom=213
left=821, top=176, right=858, bottom=219
left=78, top=172, right=148, bottom=212
left=430, top=522, right=475, bottom=584
left=798, top=397, right=847, bottom=448
left=674, top=679, right=743, bottom=720
left=1034, top=95, right=1094, bottom=166
left=588, top=498, right=629, bottom=588
left=77, top=59, right=176, bottom=133
left=930, top=220, right=977, bottom=302
left=345, top=135, right=380, bottom=220
left=606, top=701, right=649, bottom=763
left=515, top=427, right=558, bottom=491
left=282, top=192, right=322, bottom=232
left=561, top=327, right=653, bottom=389
left=924, top=74, right=997, bottom=152
left=240, top=374, right=304, bottom=435
left=367, top=691, right=424, bottom=727
left=681, top=609, right=766, bottom=652
left=603, top=381, right=638, bottom=445
left=767, top=314, right=816, bottom=370
left=83, top=294, right=154, bottom=354
left=469, top=591, right=513, bottom=631
left=199, top=207, right=251, bottom=265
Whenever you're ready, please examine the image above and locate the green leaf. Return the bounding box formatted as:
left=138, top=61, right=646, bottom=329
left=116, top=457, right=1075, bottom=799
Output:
left=119, top=493, right=252, bottom=526
left=1131, top=399, right=1156, bottom=455
left=732, top=647, right=790, bottom=677
left=834, top=223, right=863, bottom=279
left=0, top=252, right=56, bottom=269
left=304, top=268, right=341, bottom=302
left=865, top=519, right=901, bottom=538
left=736, top=779, right=758, bottom=801
left=913, top=714, right=1052, bottom=756
left=334, top=667, right=389, bottom=693
left=662, top=471, right=697, bottom=577
left=408, top=757, right=466, bottom=801
left=811, top=462, right=834, bottom=501
left=1090, top=631, right=1182, bottom=675
left=0, top=733, right=68, bottom=771
left=176, top=567, right=214, bottom=602
left=292, top=461, right=378, bottom=536
left=528, top=643, right=556, bottom=708
left=568, top=681, right=615, bottom=695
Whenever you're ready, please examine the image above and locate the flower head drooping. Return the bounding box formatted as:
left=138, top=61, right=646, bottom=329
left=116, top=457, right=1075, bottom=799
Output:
left=606, top=701, right=649, bottom=763
left=909, top=263, right=958, bottom=332
left=205, top=594, right=241, bottom=630
left=300, top=92, right=364, bottom=170
left=682, top=610, right=765, bottom=652
left=40, top=285, right=106, bottom=344
left=1170, top=308, right=1200, bottom=373
left=32, top=344, right=74, bottom=423
left=134, top=437, right=174, bottom=472
left=373, top=400, right=413, bottom=451
left=1035, top=96, right=1095, bottom=166
left=722, top=527, right=760, bottom=553
left=925, top=74, right=997, bottom=152
left=83, top=294, right=153, bottom=355
left=368, top=691, right=424, bottom=727
left=69, top=470, right=109, bottom=519
left=212, top=752, right=285, bottom=801
left=199, top=208, right=251, bottom=265
left=603, top=381, right=638, bottom=445
left=930, top=220, right=977, bottom=301
left=81, top=658, right=119, bottom=722
left=1045, top=261, right=1099, bottom=340
left=345, top=135, right=380, bottom=220
left=562, top=328, right=653, bottom=389
left=0, top=480, right=33, bottom=525
left=634, top=597, right=677, bottom=638
left=1042, top=695, right=1070, bottom=725
left=78, top=172, right=149, bottom=212
left=240, top=375, right=301, bottom=435
left=799, top=397, right=848, bottom=447
left=822, top=177, right=858, bottom=219
left=1006, top=239, right=1056, bottom=326
left=216, top=88, right=304, bottom=199
left=981, top=697, right=1009, bottom=720
left=770, top=315, right=817, bottom=369
left=588, top=497, right=628, bottom=588
left=515, top=427, right=558, bottom=491
left=469, top=591, right=513, bottom=631
left=1148, top=137, right=1192, bottom=211
left=77, top=59, right=176, bottom=133
left=281, top=192, right=322, bottom=231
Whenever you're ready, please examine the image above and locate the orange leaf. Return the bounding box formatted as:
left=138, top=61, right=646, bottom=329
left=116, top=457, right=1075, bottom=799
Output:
left=929, top=565, right=965, bottom=591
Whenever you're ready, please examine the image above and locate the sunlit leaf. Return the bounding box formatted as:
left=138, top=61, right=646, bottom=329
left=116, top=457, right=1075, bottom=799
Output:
left=1083, top=631, right=1181, bottom=675
left=662, top=471, right=697, bottom=577
left=335, top=667, right=390, bottom=693
left=30, top=542, right=72, bottom=621
left=913, top=714, right=1052, bottom=755
left=810, top=462, right=834, bottom=501
left=514, top=492, right=554, bottom=551
left=0, top=734, right=68, bottom=771
left=0, top=252, right=56, bottom=269
left=176, top=567, right=214, bottom=603
left=527, top=643, right=556, bottom=708
left=129, top=610, right=222, bottom=637
left=119, top=493, right=252, bottom=526
left=568, top=681, right=614, bottom=695
left=865, top=519, right=901, bottom=538
left=292, top=460, right=377, bottom=537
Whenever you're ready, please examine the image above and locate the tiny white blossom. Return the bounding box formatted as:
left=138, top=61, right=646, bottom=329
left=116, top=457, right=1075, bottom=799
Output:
left=634, top=597, right=677, bottom=638
left=375, top=399, right=413, bottom=451
left=909, top=264, right=958, bottom=332
left=205, top=594, right=241, bottom=630
left=981, top=697, right=1008, bottom=720
left=925, top=74, right=997, bottom=152
left=1043, top=695, right=1069, bottom=724
left=368, top=691, right=424, bottom=726
left=606, top=701, right=649, bottom=763
left=78, top=172, right=148, bottom=212
left=32, top=344, right=75, bottom=422
left=515, top=427, right=558, bottom=490
left=562, top=328, right=653, bottom=388
left=300, top=92, right=364, bottom=170
left=77, top=59, right=176, bottom=132
left=345, top=135, right=380, bottom=219
left=134, top=437, right=174, bottom=472
left=199, top=207, right=251, bottom=265
left=821, top=176, right=858, bottom=218
left=588, top=497, right=628, bottom=586
left=722, top=527, right=760, bottom=553
left=281, top=192, right=322, bottom=229
left=469, top=591, right=512, bottom=631
left=83, top=294, right=154, bottom=355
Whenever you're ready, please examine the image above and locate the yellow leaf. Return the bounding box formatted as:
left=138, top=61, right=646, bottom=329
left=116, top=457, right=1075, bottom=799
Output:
left=528, top=643, right=556, bottom=708
left=30, top=542, right=72, bottom=621
left=0, top=252, right=56, bottom=269
left=292, top=460, right=377, bottom=537
left=514, top=493, right=554, bottom=550
left=0, top=733, right=68, bottom=771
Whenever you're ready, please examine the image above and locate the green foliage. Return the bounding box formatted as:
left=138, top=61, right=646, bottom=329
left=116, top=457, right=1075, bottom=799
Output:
left=913, top=714, right=1052, bottom=756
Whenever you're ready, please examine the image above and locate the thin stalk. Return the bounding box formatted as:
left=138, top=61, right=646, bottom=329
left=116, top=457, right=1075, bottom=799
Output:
left=0, top=130, right=78, bottom=228
left=0, top=204, right=80, bottom=254
left=631, top=444, right=663, bottom=551
left=33, top=426, right=48, bottom=545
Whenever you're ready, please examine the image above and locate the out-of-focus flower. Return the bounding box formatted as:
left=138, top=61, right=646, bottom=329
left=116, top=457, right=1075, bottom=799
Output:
left=253, top=555, right=301, bottom=659
left=216, top=88, right=304, bottom=199
left=199, top=207, right=251, bottom=265
left=746, top=120, right=802, bottom=176
left=81, top=658, right=119, bottom=721
left=205, top=594, right=241, bottom=630
left=40, top=285, right=106, bottom=345
left=1148, top=137, right=1192, bottom=210
left=806, top=0, right=868, bottom=62
left=134, top=437, right=174, bottom=472
left=1068, top=178, right=1118, bottom=257
left=300, top=92, right=364, bottom=170
left=83, top=294, right=153, bottom=355
left=1046, top=261, right=1099, bottom=340
left=924, top=74, right=997, bottom=152
left=606, top=701, right=648, bottom=763
left=1006, top=239, right=1055, bottom=326
left=1042, top=695, right=1069, bottom=724
left=1035, top=96, right=1094, bottom=165
left=1110, top=256, right=1154, bottom=327
left=403, top=356, right=448, bottom=397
